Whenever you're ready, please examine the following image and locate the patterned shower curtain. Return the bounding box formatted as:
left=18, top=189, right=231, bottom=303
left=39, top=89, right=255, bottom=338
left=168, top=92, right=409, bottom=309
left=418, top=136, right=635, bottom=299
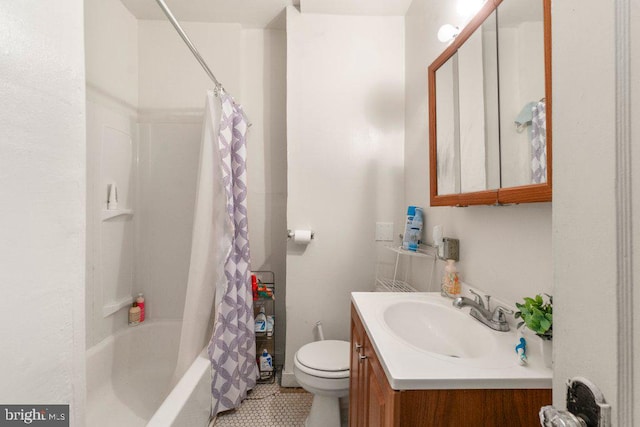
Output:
left=531, top=101, right=547, bottom=184
left=208, top=90, right=258, bottom=416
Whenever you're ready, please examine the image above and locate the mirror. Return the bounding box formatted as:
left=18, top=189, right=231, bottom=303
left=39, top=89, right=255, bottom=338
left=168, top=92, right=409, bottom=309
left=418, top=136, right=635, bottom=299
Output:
left=435, top=53, right=459, bottom=195
left=457, top=11, right=499, bottom=194
left=429, top=0, right=551, bottom=206
left=497, top=0, right=545, bottom=188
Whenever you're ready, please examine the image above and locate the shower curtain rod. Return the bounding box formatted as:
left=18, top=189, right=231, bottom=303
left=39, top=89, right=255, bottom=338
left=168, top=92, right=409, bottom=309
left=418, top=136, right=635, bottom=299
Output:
left=154, top=0, right=222, bottom=89
left=153, top=0, right=252, bottom=126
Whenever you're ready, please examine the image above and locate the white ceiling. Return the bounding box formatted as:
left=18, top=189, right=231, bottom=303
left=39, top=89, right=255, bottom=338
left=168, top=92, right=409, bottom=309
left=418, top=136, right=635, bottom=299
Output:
left=301, top=0, right=412, bottom=16
left=120, top=0, right=294, bottom=28
left=120, top=0, right=412, bottom=28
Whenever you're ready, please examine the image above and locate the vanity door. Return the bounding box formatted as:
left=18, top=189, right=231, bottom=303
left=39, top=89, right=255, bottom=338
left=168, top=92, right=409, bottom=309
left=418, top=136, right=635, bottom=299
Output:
left=349, top=304, right=400, bottom=427
left=349, top=306, right=366, bottom=427
left=363, top=332, right=399, bottom=426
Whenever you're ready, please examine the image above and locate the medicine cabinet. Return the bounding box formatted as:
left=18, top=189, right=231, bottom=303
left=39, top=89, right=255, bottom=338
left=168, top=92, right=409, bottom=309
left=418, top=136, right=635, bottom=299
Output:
left=428, top=0, right=552, bottom=206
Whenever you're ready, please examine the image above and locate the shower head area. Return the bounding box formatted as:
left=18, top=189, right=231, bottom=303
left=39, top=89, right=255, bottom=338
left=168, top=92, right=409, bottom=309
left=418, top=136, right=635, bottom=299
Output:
left=84, top=0, right=288, bottom=424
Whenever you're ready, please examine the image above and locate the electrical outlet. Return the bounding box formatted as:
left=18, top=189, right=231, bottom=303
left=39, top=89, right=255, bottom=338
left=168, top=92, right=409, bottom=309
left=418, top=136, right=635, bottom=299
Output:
left=375, top=222, right=394, bottom=241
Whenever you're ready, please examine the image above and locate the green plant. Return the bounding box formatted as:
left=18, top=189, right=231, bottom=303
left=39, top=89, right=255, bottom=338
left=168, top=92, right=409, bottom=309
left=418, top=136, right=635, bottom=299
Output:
left=514, top=294, right=553, bottom=340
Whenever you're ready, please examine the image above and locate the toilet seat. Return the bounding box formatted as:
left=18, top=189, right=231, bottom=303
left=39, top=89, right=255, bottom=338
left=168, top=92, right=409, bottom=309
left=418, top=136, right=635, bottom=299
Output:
left=294, top=340, right=350, bottom=379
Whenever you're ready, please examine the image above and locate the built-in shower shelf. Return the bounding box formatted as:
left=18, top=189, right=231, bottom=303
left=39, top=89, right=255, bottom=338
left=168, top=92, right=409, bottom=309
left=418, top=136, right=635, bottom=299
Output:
left=101, top=209, right=134, bottom=221
left=103, top=296, right=134, bottom=317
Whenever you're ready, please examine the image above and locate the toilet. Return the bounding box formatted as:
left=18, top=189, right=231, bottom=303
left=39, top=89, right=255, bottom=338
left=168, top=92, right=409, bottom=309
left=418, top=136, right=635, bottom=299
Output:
left=293, top=340, right=350, bottom=427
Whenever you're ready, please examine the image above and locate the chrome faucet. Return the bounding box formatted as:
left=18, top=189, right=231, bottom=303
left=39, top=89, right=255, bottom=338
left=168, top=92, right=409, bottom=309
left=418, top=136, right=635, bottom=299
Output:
left=452, top=289, right=513, bottom=332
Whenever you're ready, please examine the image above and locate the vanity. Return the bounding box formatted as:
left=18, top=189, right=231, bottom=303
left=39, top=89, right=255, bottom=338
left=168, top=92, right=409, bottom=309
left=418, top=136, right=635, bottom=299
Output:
left=349, top=292, right=552, bottom=426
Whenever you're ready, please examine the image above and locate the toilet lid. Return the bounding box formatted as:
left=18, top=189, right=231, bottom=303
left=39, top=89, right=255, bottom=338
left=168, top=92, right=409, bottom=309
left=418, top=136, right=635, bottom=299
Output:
left=296, top=340, right=350, bottom=372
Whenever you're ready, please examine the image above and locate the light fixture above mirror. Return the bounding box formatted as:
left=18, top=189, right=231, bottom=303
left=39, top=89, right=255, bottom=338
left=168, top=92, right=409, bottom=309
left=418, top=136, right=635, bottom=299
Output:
left=438, top=0, right=488, bottom=43
left=437, top=24, right=460, bottom=43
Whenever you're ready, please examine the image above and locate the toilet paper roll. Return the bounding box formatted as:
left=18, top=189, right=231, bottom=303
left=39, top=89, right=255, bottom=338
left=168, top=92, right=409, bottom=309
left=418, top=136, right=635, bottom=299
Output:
left=293, top=230, right=312, bottom=244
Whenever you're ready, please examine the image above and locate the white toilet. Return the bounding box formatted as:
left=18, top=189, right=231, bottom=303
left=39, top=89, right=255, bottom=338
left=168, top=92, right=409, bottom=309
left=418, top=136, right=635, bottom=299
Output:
left=293, top=340, right=350, bottom=427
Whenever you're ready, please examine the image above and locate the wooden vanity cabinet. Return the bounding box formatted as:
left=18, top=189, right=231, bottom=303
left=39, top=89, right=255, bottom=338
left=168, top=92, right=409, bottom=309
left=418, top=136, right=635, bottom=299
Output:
left=350, top=304, right=398, bottom=426
left=349, top=304, right=551, bottom=427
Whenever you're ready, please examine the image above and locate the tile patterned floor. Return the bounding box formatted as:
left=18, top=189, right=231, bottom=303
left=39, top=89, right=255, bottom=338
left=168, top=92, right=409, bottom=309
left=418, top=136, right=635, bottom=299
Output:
left=213, top=377, right=312, bottom=426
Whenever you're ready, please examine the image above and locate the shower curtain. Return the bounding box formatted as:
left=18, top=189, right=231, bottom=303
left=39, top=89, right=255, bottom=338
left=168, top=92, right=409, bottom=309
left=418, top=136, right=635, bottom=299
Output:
left=172, top=91, right=227, bottom=385
left=207, top=90, right=258, bottom=416
left=173, top=89, right=257, bottom=415
left=531, top=101, right=547, bottom=184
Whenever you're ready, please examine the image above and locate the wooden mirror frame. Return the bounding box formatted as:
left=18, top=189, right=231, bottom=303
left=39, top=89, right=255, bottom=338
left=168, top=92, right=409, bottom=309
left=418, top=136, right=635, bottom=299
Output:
left=428, top=0, right=552, bottom=206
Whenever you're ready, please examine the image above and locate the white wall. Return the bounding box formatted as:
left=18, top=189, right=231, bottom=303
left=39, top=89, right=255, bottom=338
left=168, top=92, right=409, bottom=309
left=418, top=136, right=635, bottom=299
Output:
left=284, top=7, right=405, bottom=384
left=552, top=0, right=620, bottom=421
left=633, top=3, right=640, bottom=421
left=241, top=29, right=288, bottom=363
left=0, top=1, right=86, bottom=424
left=85, top=0, right=139, bottom=108
left=405, top=0, right=552, bottom=305
left=138, top=21, right=242, bottom=110
left=633, top=4, right=640, bottom=422
left=85, top=0, right=139, bottom=347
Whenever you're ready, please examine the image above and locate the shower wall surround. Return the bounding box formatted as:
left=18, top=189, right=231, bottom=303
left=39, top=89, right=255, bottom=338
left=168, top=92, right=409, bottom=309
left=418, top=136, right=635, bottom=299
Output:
left=137, top=22, right=287, bottom=363
left=85, top=98, right=137, bottom=347
left=85, top=0, right=288, bottom=364
left=85, top=0, right=139, bottom=347
left=136, top=121, right=201, bottom=321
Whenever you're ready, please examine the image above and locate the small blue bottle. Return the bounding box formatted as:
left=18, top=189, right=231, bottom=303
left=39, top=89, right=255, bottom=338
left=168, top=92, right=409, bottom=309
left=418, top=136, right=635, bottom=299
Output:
left=402, top=206, right=424, bottom=251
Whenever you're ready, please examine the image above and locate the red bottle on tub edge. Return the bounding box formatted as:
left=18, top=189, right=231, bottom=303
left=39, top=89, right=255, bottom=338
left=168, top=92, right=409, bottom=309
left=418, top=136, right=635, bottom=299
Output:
left=136, top=293, right=145, bottom=322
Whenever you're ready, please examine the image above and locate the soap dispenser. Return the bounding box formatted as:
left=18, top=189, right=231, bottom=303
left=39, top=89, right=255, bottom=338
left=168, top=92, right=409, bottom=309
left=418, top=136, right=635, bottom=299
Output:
left=441, top=259, right=461, bottom=298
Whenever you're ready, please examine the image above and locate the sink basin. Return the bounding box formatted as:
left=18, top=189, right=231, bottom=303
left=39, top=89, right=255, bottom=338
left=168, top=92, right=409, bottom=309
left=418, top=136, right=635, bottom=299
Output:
left=382, top=300, right=497, bottom=359
left=352, top=292, right=550, bottom=390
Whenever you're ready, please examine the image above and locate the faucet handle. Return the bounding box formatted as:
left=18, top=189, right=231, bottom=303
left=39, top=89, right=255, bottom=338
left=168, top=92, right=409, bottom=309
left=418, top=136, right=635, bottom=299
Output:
left=493, top=306, right=514, bottom=322
left=468, top=289, right=485, bottom=308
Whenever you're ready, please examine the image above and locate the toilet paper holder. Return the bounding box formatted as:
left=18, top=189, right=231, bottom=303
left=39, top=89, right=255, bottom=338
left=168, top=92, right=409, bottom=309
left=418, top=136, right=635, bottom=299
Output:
left=287, top=229, right=315, bottom=240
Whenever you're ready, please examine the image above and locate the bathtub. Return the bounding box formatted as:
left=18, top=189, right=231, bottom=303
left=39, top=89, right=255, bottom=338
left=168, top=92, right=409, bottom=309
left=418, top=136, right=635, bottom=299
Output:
left=86, top=320, right=211, bottom=427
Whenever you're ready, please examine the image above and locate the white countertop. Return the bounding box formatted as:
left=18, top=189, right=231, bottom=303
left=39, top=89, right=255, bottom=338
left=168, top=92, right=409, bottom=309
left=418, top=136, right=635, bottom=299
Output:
left=351, top=292, right=552, bottom=391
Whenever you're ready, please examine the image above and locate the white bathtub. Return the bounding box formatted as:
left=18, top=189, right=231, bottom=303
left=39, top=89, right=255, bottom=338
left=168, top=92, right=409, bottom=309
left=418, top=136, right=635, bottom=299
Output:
left=86, top=320, right=211, bottom=427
